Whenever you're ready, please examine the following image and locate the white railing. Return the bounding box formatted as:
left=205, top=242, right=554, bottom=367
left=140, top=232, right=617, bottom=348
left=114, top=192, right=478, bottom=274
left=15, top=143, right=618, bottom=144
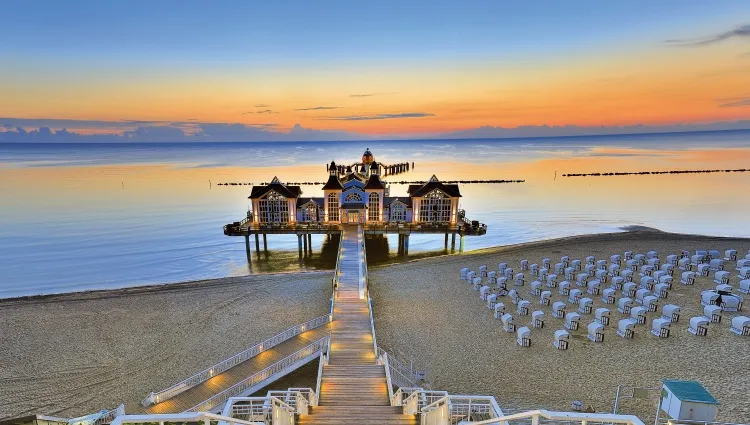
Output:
left=393, top=388, right=448, bottom=412
left=421, top=394, right=504, bottom=425
left=141, top=315, right=330, bottom=407
left=221, top=392, right=313, bottom=425
left=111, top=412, right=257, bottom=425
left=185, top=337, right=329, bottom=412
left=266, top=388, right=316, bottom=414
left=377, top=346, right=424, bottom=389
left=464, top=409, right=646, bottom=425
left=657, top=421, right=750, bottom=425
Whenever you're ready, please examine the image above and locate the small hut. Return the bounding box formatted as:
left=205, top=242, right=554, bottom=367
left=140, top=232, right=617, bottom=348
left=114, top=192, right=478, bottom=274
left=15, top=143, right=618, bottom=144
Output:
left=659, top=380, right=719, bottom=422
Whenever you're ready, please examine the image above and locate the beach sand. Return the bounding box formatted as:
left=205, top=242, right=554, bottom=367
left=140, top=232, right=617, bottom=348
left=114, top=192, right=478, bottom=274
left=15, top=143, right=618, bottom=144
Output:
left=0, top=273, right=332, bottom=420
left=370, top=230, right=750, bottom=422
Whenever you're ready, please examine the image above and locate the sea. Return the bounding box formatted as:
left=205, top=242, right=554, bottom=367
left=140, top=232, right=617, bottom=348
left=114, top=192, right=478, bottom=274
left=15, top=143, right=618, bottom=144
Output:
left=1, top=130, right=749, bottom=298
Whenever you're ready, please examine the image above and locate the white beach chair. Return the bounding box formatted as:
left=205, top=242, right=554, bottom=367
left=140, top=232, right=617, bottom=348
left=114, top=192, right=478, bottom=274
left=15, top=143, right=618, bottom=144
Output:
left=647, top=250, right=658, bottom=259
left=552, top=301, right=566, bottom=319
left=653, top=283, right=669, bottom=299
left=709, top=250, right=721, bottom=260
left=530, top=280, right=542, bottom=296
left=680, top=271, right=696, bottom=285
left=608, top=264, right=620, bottom=277
left=610, top=276, right=624, bottom=291
left=618, top=297, right=633, bottom=314
left=514, top=272, right=525, bottom=286
left=587, top=321, right=604, bottom=342
left=517, top=299, right=531, bottom=315
left=496, top=277, right=508, bottom=291
left=701, top=290, right=718, bottom=307
left=504, top=268, right=514, bottom=280
left=569, top=288, right=583, bottom=304
left=502, top=313, right=516, bottom=332
left=479, top=285, right=490, bottom=300
left=586, top=256, right=595, bottom=265
left=508, top=289, right=520, bottom=305
left=625, top=259, right=638, bottom=272
left=635, top=288, right=651, bottom=305
left=540, top=290, right=552, bottom=306
left=487, top=293, right=498, bottom=309
left=587, top=279, right=601, bottom=295
left=720, top=294, right=743, bottom=312
left=688, top=316, right=709, bottom=336
left=678, top=258, right=692, bottom=271
left=680, top=250, right=691, bottom=259
left=529, top=263, right=538, bottom=276
left=640, top=265, right=654, bottom=277
left=709, top=259, right=725, bottom=272
left=623, top=281, right=637, bottom=297
left=487, top=271, right=497, bottom=284
left=624, top=251, right=633, bottom=261
left=498, top=262, right=508, bottom=272
left=730, top=316, right=750, bottom=336
left=595, top=307, right=611, bottom=326
left=666, top=254, right=678, bottom=266
left=554, top=262, right=565, bottom=275
left=691, top=254, right=705, bottom=267
left=640, top=276, right=656, bottom=291
left=542, top=258, right=551, bottom=270
left=545, top=274, right=558, bottom=288
left=651, top=317, right=671, bottom=338
left=472, top=277, right=482, bottom=290
left=532, top=310, right=545, bottom=328
left=725, top=249, right=738, bottom=261
left=493, top=302, right=505, bottom=319
left=601, top=287, right=616, bottom=304
left=460, top=267, right=470, bottom=280
left=597, top=259, right=607, bottom=271
left=516, top=326, right=531, bottom=347
left=653, top=270, right=668, bottom=283
left=559, top=280, right=571, bottom=296
left=647, top=258, right=660, bottom=271
left=553, top=329, right=569, bottom=350
left=479, top=265, right=488, bottom=277
left=661, top=304, right=680, bottom=322
left=576, top=273, right=588, bottom=287
left=595, top=269, right=608, bottom=283
left=565, top=312, right=581, bottom=331
left=704, top=304, right=722, bottom=323
left=739, top=279, right=750, bottom=295
left=643, top=295, right=659, bottom=312
left=466, top=271, right=477, bottom=283
left=738, top=267, right=750, bottom=280
left=617, top=318, right=636, bottom=338
left=561, top=256, right=570, bottom=267
left=571, top=259, right=582, bottom=271
left=538, top=268, right=548, bottom=282
left=714, top=271, right=731, bottom=285
left=610, top=254, right=621, bottom=266
left=578, top=297, right=593, bottom=314
left=565, top=266, right=576, bottom=281
left=661, top=263, right=674, bottom=277
left=521, top=259, right=529, bottom=271
left=631, top=306, right=647, bottom=325
left=585, top=264, right=596, bottom=277
left=634, top=253, right=646, bottom=265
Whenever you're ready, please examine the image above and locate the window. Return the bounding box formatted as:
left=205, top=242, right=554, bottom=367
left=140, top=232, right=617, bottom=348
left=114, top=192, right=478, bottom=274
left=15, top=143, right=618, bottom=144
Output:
left=345, top=192, right=362, bottom=202
left=390, top=202, right=406, bottom=222
left=258, top=191, right=289, bottom=223
left=419, top=190, right=451, bottom=222
left=328, top=193, right=340, bottom=221
left=368, top=193, right=380, bottom=221
left=303, top=203, right=318, bottom=222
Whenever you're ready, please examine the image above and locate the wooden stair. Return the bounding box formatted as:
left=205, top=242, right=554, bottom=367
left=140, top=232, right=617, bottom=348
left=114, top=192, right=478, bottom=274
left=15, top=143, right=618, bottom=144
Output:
left=300, top=225, right=416, bottom=425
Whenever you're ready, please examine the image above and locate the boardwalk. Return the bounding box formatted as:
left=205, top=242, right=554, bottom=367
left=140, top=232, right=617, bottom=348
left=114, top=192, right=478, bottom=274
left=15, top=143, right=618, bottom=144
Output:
left=126, top=325, right=330, bottom=414
left=299, top=225, right=416, bottom=425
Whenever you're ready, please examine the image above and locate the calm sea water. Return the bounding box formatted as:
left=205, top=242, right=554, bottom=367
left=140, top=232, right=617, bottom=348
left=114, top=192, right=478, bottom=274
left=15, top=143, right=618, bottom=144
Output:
left=1, top=130, right=749, bottom=298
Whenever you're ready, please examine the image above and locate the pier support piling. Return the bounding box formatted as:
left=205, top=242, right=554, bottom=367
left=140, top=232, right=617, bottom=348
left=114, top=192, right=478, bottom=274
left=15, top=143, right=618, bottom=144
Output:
left=404, top=235, right=410, bottom=257
left=308, top=233, right=312, bottom=254
left=459, top=234, right=465, bottom=253
left=444, top=233, right=449, bottom=249
left=297, top=234, right=303, bottom=259
left=262, top=234, right=268, bottom=252
left=245, top=234, right=251, bottom=260
left=303, top=232, right=308, bottom=256
left=255, top=234, right=260, bottom=254
left=451, top=233, right=456, bottom=252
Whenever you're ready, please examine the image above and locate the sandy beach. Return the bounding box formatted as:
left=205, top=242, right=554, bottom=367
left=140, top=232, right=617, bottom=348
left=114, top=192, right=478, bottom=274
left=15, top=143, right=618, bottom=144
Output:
left=371, top=230, right=750, bottom=422
left=0, top=273, right=332, bottom=420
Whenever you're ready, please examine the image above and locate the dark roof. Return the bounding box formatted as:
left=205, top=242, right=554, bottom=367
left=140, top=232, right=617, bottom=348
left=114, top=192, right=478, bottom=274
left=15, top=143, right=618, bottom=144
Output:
left=342, top=173, right=364, bottom=183
left=384, top=197, right=412, bottom=208
left=297, top=197, right=324, bottom=208
left=662, top=380, right=719, bottom=405
left=407, top=181, right=461, bottom=197
left=249, top=183, right=302, bottom=199
left=322, top=174, right=343, bottom=190
left=364, top=174, right=386, bottom=190
left=341, top=203, right=368, bottom=210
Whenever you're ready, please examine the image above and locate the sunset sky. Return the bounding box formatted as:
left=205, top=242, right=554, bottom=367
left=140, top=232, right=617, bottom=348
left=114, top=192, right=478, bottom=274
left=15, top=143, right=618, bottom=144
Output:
left=1, top=0, right=749, bottom=139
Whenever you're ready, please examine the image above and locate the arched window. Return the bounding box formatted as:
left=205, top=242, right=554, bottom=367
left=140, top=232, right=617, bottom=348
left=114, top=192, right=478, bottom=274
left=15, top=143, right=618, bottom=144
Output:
left=303, top=203, right=318, bottom=222
left=259, top=191, right=289, bottom=223
left=345, top=192, right=362, bottom=202
left=390, top=202, right=406, bottom=222
left=419, top=190, right=451, bottom=222
left=368, top=193, right=380, bottom=222
left=328, top=193, right=340, bottom=221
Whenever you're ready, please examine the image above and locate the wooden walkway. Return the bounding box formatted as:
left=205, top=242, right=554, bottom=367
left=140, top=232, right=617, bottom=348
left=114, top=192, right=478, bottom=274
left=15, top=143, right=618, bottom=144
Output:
left=299, top=225, right=416, bottom=425
left=125, top=325, right=330, bottom=415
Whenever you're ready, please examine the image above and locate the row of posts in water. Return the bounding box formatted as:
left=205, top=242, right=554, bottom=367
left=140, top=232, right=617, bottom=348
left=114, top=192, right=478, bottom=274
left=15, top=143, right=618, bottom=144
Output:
left=563, top=168, right=750, bottom=178
left=326, top=161, right=413, bottom=176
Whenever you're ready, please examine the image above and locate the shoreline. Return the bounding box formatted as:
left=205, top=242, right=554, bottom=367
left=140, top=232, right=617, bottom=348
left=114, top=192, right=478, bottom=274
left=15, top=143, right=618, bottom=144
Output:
left=6, top=228, right=750, bottom=305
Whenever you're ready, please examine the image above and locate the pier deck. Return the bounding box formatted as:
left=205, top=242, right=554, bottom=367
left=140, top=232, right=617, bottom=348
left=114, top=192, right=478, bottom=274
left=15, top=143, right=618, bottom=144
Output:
left=299, top=225, right=416, bottom=425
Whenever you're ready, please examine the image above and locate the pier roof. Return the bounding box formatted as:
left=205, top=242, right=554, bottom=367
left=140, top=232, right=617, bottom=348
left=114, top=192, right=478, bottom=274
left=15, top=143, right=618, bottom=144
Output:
left=249, top=178, right=302, bottom=199
left=322, top=175, right=344, bottom=190
left=364, top=174, right=386, bottom=190
left=297, top=197, right=324, bottom=208
left=384, top=197, right=412, bottom=207
left=407, top=178, right=461, bottom=197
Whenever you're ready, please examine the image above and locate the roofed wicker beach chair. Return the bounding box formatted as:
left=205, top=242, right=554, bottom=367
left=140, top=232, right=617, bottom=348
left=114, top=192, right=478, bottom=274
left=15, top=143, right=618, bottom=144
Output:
left=532, top=310, right=544, bottom=328
left=688, top=316, right=709, bottom=336
left=565, top=312, right=581, bottom=330
left=662, top=304, right=680, bottom=322
left=540, top=290, right=552, bottom=306
left=617, top=318, right=636, bottom=338
left=730, top=316, right=750, bottom=336
left=553, top=329, right=569, bottom=350
left=587, top=321, right=605, bottom=342
left=578, top=297, right=593, bottom=314
left=651, top=317, right=671, bottom=338
left=552, top=301, right=566, bottom=318
left=516, top=326, right=531, bottom=347
left=501, top=313, right=516, bottom=332
left=630, top=306, right=647, bottom=325
left=602, top=287, right=616, bottom=304
left=595, top=307, right=611, bottom=325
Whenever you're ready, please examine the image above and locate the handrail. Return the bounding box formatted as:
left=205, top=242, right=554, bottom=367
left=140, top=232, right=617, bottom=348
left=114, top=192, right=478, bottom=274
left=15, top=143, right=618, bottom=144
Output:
left=111, top=412, right=256, bottom=425
left=466, top=409, right=646, bottom=425
left=185, top=336, right=329, bottom=412
left=381, top=352, right=395, bottom=402
left=141, top=315, right=330, bottom=407
left=376, top=346, right=423, bottom=389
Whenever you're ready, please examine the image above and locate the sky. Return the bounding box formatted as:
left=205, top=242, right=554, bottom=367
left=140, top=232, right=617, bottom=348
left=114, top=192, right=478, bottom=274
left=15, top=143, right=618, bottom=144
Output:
left=1, top=0, right=750, bottom=141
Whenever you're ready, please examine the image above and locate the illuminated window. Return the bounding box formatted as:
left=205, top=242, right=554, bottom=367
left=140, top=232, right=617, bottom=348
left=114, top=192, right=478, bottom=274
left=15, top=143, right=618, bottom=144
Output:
left=258, top=191, right=289, bottom=223
left=419, top=190, right=451, bottom=222
left=328, top=193, right=339, bottom=221
left=368, top=193, right=380, bottom=221
left=390, top=202, right=406, bottom=222
left=303, top=203, right=318, bottom=222
left=345, top=192, right=362, bottom=202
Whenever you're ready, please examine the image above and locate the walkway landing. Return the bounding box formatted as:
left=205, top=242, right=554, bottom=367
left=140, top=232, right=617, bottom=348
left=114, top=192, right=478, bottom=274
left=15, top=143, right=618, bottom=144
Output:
left=299, top=225, right=416, bottom=425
